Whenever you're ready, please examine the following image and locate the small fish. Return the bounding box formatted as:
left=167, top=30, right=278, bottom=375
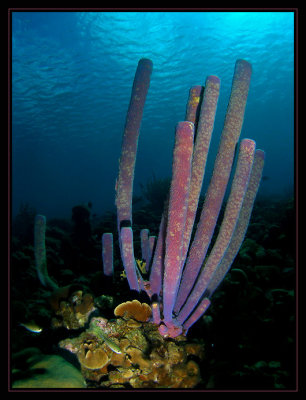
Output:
left=91, top=321, right=122, bottom=354
left=20, top=321, right=43, bottom=333
left=97, top=328, right=122, bottom=354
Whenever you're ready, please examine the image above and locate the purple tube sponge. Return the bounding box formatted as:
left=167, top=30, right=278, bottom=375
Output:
left=113, top=58, right=264, bottom=338
left=205, top=148, right=265, bottom=297
left=185, top=85, right=203, bottom=125
left=120, top=227, right=142, bottom=292
left=148, top=205, right=168, bottom=297
left=176, top=139, right=256, bottom=326
left=102, top=233, right=114, bottom=277
left=175, top=76, right=220, bottom=312
left=115, top=58, right=153, bottom=231
left=161, top=121, right=194, bottom=336
left=34, top=214, right=58, bottom=290
left=115, top=59, right=152, bottom=288
left=174, top=60, right=252, bottom=313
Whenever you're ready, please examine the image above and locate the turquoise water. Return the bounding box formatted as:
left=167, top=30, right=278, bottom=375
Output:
left=11, top=11, right=295, bottom=218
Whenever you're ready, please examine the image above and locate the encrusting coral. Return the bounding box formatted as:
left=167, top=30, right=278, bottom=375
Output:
left=50, top=286, right=96, bottom=330
left=59, top=300, right=204, bottom=388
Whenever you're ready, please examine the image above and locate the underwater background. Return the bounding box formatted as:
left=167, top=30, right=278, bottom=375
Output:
left=11, top=11, right=294, bottom=218
left=10, top=10, right=296, bottom=391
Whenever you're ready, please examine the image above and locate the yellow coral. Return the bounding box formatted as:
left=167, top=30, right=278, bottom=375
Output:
left=114, top=299, right=152, bottom=322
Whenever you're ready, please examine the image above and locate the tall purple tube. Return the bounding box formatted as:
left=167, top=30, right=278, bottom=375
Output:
left=115, top=59, right=152, bottom=287
left=102, top=233, right=113, bottom=277
left=161, top=121, right=194, bottom=336
left=115, top=59, right=153, bottom=230
left=111, top=57, right=264, bottom=338
left=174, top=60, right=252, bottom=313
left=120, top=227, right=140, bottom=291
left=206, top=149, right=265, bottom=297
left=176, top=139, right=256, bottom=325
left=148, top=207, right=168, bottom=297
left=174, top=75, right=220, bottom=313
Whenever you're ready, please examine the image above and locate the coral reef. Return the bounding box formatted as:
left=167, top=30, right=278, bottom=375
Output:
left=49, top=286, right=96, bottom=330
left=59, top=304, right=205, bottom=388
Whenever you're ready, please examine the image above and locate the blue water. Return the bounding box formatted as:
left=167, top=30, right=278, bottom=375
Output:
left=11, top=11, right=295, bottom=219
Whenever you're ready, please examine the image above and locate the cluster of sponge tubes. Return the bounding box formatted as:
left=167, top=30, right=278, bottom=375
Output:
left=100, top=58, right=264, bottom=338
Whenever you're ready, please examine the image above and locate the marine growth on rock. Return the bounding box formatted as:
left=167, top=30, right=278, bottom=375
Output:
left=59, top=301, right=204, bottom=388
